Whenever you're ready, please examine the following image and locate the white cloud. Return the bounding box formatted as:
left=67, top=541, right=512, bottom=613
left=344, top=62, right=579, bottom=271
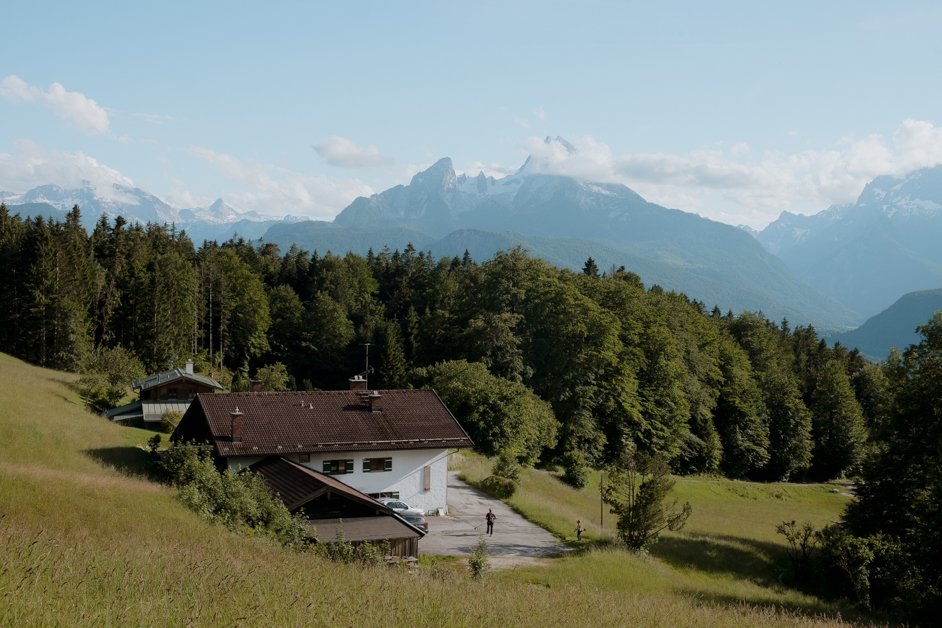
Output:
left=0, top=140, right=133, bottom=200
left=312, top=136, right=391, bottom=168
left=1, top=75, right=109, bottom=134
left=190, top=146, right=373, bottom=219
left=518, top=121, right=942, bottom=228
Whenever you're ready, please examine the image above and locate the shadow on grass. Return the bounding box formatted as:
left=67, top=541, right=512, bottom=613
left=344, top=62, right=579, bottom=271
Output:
left=651, top=534, right=787, bottom=586
left=85, top=446, right=161, bottom=481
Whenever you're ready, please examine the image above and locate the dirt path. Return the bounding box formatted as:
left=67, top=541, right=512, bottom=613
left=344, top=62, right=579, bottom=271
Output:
left=420, top=472, right=568, bottom=568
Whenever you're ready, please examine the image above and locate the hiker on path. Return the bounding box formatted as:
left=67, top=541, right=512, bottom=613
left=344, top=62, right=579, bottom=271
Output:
left=575, top=519, right=583, bottom=542
left=485, top=508, right=496, bottom=535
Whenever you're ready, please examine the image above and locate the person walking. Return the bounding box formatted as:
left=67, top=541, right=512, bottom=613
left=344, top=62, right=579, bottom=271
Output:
left=575, top=519, right=583, bottom=542
left=485, top=508, right=496, bottom=536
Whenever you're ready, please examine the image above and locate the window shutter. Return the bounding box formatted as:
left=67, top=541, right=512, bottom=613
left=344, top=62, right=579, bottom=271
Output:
left=384, top=458, right=392, bottom=472
left=423, top=465, right=431, bottom=492
left=363, top=459, right=370, bottom=473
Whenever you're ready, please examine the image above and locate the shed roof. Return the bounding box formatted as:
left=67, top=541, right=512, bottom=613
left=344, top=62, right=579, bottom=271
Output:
left=174, top=390, right=473, bottom=457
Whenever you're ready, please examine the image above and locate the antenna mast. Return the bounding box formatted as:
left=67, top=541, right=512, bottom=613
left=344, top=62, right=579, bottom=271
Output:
left=363, top=343, right=371, bottom=389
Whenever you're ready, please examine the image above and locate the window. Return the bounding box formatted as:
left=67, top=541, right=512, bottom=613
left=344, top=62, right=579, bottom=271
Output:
left=322, top=459, right=354, bottom=475
left=363, top=457, right=392, bottom=473
left=423, top=465, right=432, bottom=492
left=299, top=453, right=310, bottom=463
left=368, top=491, right=400, bottom=499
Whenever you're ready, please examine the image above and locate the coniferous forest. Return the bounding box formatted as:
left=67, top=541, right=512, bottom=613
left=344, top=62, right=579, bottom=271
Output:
left=2, top=204, right=940, bottom=617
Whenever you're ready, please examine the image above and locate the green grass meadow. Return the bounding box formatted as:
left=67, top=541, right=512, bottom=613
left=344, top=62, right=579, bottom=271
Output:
left=0, top=353, right=868, bottom=626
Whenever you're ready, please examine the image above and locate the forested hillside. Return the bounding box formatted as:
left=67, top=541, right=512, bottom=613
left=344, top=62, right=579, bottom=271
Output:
left=0, top=204, right=883, bottom=483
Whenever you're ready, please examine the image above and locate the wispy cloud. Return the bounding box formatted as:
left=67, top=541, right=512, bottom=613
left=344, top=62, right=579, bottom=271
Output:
left=312, top=136, right=391, bottom=168
left=190, top=146, right=373, bottom=218
left=0, top=140, right=133, bottom=200
left=0, top=75, right=109, bottom=135
left=520, top=120, right=942, bottom=227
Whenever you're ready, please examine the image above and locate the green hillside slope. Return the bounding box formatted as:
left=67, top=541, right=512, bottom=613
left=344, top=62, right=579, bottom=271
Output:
left=0, top=353, right=862, bottom=625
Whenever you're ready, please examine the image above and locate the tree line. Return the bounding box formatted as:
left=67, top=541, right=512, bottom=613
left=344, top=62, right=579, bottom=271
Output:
left=0, top=204, right=885, bottom=484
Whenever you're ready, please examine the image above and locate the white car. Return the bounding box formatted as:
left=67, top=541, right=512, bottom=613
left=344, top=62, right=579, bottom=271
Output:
left=378, top=498, right=423, bottom=516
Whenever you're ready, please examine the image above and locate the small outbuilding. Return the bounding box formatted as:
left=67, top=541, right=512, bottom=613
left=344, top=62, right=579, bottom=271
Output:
left=248, top=456, right=426, bottom=557
left=106, top=360, right=224, bottom=425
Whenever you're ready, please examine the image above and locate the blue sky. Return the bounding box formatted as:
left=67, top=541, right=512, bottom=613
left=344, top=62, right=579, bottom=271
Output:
left=3, top=0, right=942, bottom=228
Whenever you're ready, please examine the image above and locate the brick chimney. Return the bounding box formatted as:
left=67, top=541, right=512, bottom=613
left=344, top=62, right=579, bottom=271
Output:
left=367, top=390, right=383, bottom=413
left=230, top=407, right=244, bottom=442
left=348, top=375, right=368, bottom=391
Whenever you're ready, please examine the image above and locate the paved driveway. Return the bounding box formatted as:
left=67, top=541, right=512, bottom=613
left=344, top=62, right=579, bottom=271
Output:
left=420, top=472, right=566, bottom=565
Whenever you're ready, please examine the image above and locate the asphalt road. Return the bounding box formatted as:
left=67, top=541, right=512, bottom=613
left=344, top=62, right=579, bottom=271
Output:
left=419, top=471, right=566, bottom=563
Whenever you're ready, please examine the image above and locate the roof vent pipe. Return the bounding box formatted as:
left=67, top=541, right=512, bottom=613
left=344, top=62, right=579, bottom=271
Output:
left=230, top=407, right=244, bottom=442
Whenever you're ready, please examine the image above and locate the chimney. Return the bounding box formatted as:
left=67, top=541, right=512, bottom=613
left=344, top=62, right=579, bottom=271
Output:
left=367, top=390, right=383, bottom=413
left=185, top=360, right=194, bottom=375
left=230, top=407, right=244, bottom=442
left=348, top=375, right=368, bottom=391
left=249, top=379, right=262, bottom=393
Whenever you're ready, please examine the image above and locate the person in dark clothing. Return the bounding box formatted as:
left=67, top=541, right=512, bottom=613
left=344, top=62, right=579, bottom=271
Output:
left=576, top=519, right=583, bottom=542
left=485, top=508, right=496, bottom=535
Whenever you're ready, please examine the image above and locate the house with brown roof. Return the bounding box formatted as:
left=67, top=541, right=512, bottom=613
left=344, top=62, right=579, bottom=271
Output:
left=106, top=360, right=224, bottom=424
left=171, top=376, right=474, bottom=514
left=249, top=456, right=426, bottom=557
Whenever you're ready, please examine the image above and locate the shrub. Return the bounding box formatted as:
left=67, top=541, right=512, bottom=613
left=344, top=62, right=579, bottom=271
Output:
left=480, top=475, right=517, bottom=499
left=776, top=520, right=819, bottom=584
left=161, top=444, right=311, bottom=550
left=602, top=452, right=691, bottom=550
left=492, top=452, right=522, bottom=481
left=468, top=536, right=489, bottom=578
left=77, top=345, right=145, bottom=413
left=160, top=411, right=182, bottom=433
left=561, top=450, right=588, bottom=489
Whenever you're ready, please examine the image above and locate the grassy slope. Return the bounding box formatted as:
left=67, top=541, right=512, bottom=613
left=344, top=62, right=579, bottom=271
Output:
left=0, top=353, right=863, bottom=626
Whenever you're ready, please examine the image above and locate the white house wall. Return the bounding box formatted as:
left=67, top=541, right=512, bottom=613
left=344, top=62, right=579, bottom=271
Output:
left=226, top=448, right=452, bottom=514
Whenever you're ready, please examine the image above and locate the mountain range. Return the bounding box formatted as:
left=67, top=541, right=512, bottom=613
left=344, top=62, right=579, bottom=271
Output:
left=9, top=148, right=942, bottom=339
left=268, top=150, right=856, bottom=329
left=0, top=183, right=296, bottom=243
left=757, top=165, right=942, bottom=318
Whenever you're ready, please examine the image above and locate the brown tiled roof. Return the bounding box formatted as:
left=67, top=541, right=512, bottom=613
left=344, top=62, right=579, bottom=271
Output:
left=178, top=389, right=473, bottom=457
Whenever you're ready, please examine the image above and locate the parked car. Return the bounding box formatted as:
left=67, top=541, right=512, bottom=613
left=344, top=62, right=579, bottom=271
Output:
left=399, top=511, right=429, bottom=532
left=378, top=498, right=422, bottom=515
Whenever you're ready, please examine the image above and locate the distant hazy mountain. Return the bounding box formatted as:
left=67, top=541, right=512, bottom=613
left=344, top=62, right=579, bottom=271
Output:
left=758, top=166, right=942, bottom=318
left=1, top=184, right=289, bottom=243
left=829, top=289, right=942, bottom=360
left=269, top=152, right=857, bottom=329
